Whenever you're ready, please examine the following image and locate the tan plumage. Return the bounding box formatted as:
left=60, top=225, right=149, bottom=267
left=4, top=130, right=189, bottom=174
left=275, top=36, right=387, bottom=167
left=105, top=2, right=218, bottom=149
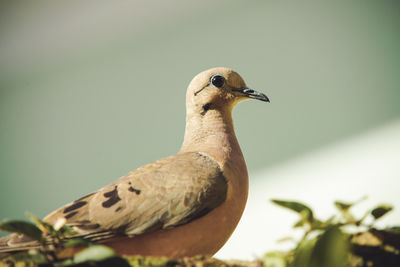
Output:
left=0, top=67, right=269, bottom=258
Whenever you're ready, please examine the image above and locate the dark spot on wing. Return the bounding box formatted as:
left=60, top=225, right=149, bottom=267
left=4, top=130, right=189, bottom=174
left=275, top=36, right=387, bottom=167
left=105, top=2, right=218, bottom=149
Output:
left=65, top=211, right=78, bottom=219
left=63, top=201, right=87, bottom=214
left=74, top=192, right=95, bottom=202
left=76, top=222, right=101, bottom=230
left=115, top=224, right=128, bottom=234
left=102, top=186, right=121, bottom=208
left=128, top=186, right=141, bottom=195
left=128, top=181, right=141, bottom=194
left=115, top=206, right=123, bottom=212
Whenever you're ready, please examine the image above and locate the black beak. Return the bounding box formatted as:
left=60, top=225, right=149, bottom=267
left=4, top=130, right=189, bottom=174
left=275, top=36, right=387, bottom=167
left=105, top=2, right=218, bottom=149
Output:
left=233, top=88, right=270, bottom=102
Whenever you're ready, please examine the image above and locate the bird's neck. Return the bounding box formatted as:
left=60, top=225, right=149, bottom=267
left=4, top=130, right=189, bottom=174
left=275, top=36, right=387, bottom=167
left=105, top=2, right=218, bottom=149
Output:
left=179, top=109, right=244, bottom=167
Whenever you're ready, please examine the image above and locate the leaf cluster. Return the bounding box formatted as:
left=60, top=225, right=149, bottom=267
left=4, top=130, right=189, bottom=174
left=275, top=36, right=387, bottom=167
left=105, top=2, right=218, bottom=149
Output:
left=0, top=199, right=397, bottom=267
left=263, top=198, right=396, bottom=267
left=0, top=214, right=115, bottom=266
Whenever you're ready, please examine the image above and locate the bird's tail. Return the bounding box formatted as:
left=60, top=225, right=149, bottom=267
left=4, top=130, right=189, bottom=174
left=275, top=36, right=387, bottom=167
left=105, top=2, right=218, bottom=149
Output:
left=0, top=233, right=41, bottom=259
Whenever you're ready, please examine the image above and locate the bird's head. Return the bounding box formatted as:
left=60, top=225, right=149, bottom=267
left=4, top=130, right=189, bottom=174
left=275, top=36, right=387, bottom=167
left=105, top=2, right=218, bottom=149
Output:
left=186, top=67, right=269, bottom=116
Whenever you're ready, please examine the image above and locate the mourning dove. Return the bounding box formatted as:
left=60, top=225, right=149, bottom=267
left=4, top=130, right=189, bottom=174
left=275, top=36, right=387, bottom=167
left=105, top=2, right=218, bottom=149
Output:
left=0, top=67, right=269, bottom=258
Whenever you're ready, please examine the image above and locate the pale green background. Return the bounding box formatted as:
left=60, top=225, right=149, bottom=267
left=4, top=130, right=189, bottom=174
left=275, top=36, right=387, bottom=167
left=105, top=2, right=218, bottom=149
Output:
left=1, top=0, right=399, bottom=229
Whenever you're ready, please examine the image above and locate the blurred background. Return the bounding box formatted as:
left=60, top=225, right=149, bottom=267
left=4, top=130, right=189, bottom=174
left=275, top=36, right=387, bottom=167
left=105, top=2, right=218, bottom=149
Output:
left=1, top=0, right=399, bottom=260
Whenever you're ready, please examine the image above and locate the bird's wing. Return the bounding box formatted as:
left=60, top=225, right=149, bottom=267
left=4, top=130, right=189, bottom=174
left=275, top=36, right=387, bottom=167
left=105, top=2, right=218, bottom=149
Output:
left=1, top=152, right=227, bottom=250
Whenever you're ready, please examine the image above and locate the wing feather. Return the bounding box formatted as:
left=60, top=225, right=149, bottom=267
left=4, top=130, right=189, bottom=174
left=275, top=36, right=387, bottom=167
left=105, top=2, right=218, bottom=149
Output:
left=0, top=152, right=227, bottom=252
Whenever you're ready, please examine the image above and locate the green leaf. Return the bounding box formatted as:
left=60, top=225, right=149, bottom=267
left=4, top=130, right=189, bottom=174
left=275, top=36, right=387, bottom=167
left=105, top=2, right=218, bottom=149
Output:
left=26, top=212, right=56, bottom=236
left=263, top=251, right=286, bottom=267
left=0, top=220, right=43, bottom=242
left=292, top=238, right=315, bottom=267
left=25, top=212, right=45, bottom=226
left=12, top=251, right=48, bottom=264
left=63, top=238, right=91, bottom=248
left=123, top=255, right=179, bottom=267
left=59, top=225, right=77, bottom=236
left=311, top=218, right=326, bottom=230
left=309, top=226, right=350, bottom=267
left=334, top=196, right=367, bottom=213
left=371, top=204, right=393, bottom=220
left=291, top=227, right=350, bottom=267
left=293, top=213, right=310, bottom=228
left=388, top=226, right=400, bottom=233
left=26, top=212, right=77, bottom=240
left=334, top=201, right=353, bottom=212
left=271, top=199, right=314, bottom=225
left=72, top=245, right=116, bottom=264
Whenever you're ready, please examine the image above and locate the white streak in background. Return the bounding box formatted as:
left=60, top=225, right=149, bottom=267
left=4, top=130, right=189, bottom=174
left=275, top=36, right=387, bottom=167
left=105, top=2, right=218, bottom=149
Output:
left=216, top=119, right=400, bottom=260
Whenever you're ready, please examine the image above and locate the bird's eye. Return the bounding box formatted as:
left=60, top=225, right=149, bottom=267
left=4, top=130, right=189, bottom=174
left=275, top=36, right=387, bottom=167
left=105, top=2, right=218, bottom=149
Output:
left=211, top=75, right=225, bottom=88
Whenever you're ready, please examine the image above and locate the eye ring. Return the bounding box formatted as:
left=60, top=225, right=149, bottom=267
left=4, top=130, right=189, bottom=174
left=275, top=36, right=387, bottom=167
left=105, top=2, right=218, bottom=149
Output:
left=210, top=75, right=225, bottom=88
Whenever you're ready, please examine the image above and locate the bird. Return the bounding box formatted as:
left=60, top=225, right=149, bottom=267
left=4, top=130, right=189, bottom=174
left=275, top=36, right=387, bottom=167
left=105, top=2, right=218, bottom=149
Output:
left=0, top=67, right=269, bottom=258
